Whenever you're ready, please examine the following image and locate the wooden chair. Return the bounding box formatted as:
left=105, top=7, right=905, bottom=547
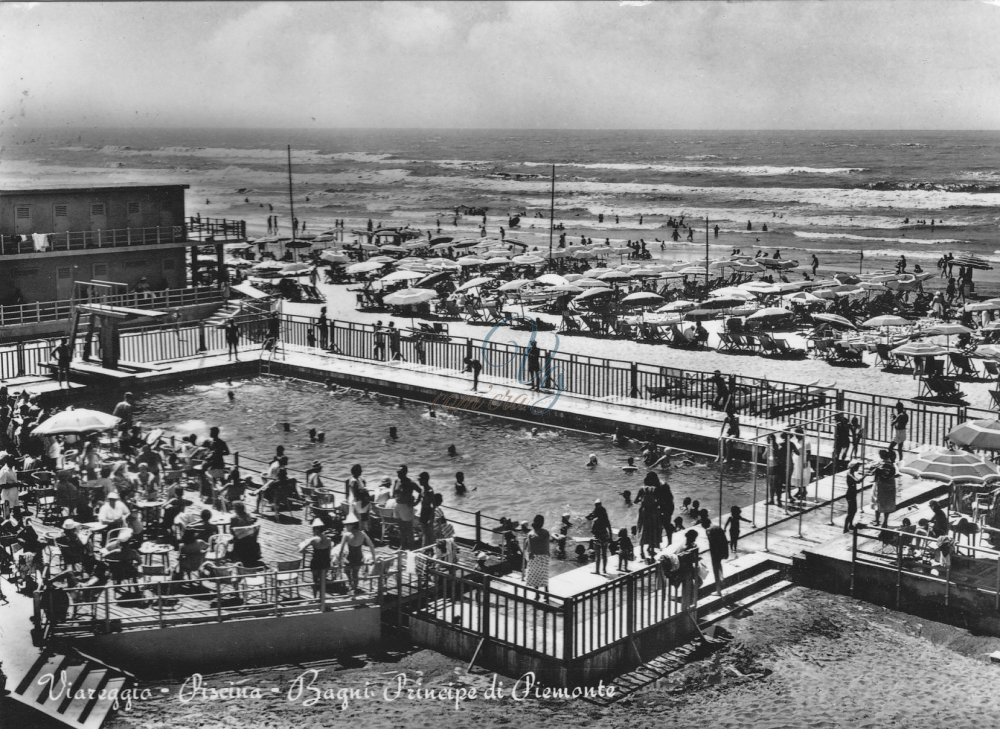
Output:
left=237, top=564, right=269, bottom=604
left=275, top=558, right=306, bottom=600
left=948, top=352, right=979, bottom=379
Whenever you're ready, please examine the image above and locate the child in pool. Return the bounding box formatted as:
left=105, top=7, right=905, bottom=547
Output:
left=680, top=497, right=692, bottom=516
left=622, top=457, right=638, bottom=473
left=586, top=453, right=598, bottom=469
left=454, top=471, right=467, bottom=495
left=616, top=528, right=634, bottom=572
left=689, top=500, right=701, bottom=521
left=574, top=544, right=589, bottom=564
left=724, top=505, right=752, bottom=553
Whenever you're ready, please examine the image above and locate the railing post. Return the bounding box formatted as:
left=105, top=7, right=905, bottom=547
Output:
left=944, top=558, right=950, bottom=608
left=630, top=362, right=638, bottom=399
left=198, top=323, right=207, bottom=352
left=626, top=573, right=636, bottom=637
left=157, top=583, right=164, bottom=629
left=396, top=550, right=404, bottom=629
left=895, top=536, right=903, bottom=609
left=562, top=597, right=574, bottom=661
left=319, top=561, right=327, bottom=613
left=849, top=526, right=857, bottom=597
left=16, top=342, right=25, bottom=376
left=104, top=587, right=111, bottom=633
left=475, top=511, right=482, bottom=544
left=480, top=576, right=491, bottom=642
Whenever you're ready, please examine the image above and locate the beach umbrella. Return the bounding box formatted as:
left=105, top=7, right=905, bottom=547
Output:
left=403, top=240, right=429, bottom=250
left=482, top=249, right=513, bottom=259
left=587, top=267, right=615, bottom=276
left=279, top=263, right=312, bottom=276
left=428, top=258, right=461, bottom=271
left=746, top=307, right=793, bottom=322
left=712, top=286, right=757, bottom=300
left=621, top=292, right=664, bottom=307
left=676, top=267, right=709, bottom=276
left=784, top=291, right=823, bottom=304
left=32, top=408, right=120, bottom=436
left=455, top=276, right=495, bottom=292
left=430, top=236, right=454, bottom=245
left=512, top=254, right=545, bottom=266
left=598, top=271, right=631, bottom=281
left=892, top=341, right=949, bottom=358
left=345, top=260, right=387, bottom=275
left=812, top=313, right=858, bottom=330
left=575, top=278, right=610, bottom=289
left=451, top=239, right=481, bottom=249
left=735, top=262, right=764, bottom=272
left=535, top=273, right=569, bottom=287
left=456, top=256, right=487, bottom=267
left=368, top=255, right=395, bottom=263
left=702, top=295, right=751, bottom=309
left=430, top=242, right=456, bottom=252
left=573, top=249, right=597, bottom=259
left=589, top=246, right=612, bottom=255
left=285, top=240, right=312, bottom=250
left=573, top=288, right=615, bottom=303
left=964, top=300, right=1000, bottom=312
left=862, top=315, right=910, bottom=328
left=382, top=288, right=438, bottom=307
left=414, top=271, right=453, bottom=288
left=380, top=269, right=424, bottom=284
left=947, top=419, right=1000, bottom=451
left=498, top=278, right=533, bottom=292
left=834, top=273, right=861, bottom=285
left=320, top=250, right=350, bottom=264
left=548, top=284, right=584, bottom=294
left=657, top=299, right=699, bottom=313
left=252, top=260, right=283, bottom=271
left=923, top=322, right=974, bottom=351
left=900, top=447, right=1000, bottom=485
left=858, top=281, right=887, bottom=291
left=480, top=258, right=511, bottom=267
left=975, top=345, right=1000, bottom=361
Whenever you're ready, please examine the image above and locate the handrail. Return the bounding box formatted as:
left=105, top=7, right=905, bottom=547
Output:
left=0, top=225, right=188, bottom=255
left=0, top=286, right=223, bottom=327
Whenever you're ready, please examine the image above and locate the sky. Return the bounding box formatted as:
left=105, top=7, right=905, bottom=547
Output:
left=1, top=0, right=1000, bottom=130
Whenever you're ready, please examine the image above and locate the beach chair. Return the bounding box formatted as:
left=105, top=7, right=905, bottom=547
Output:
left=755, top=333, right=780, bottom=357
left=920, top=375, right=966, bottom=404
left=832, top=342, right=863, bottom=364
left=559, top=315, right=584, bottom=335
left=948, top=352, right=980, bottom=380
left=717, top=332, right=738, bottom=352
left=275, top=558, right=306, bottom=601
left=483, top=304, right=507, bottom=325
left=579, top=314, right=606, bottom=335
left=668, top=324, right=699, bottom=349
left=991, top=391, right=1000, bottom=411
left=983, top=360, right=1000, bottom=381
left=464, top=301, right=484, bottom=323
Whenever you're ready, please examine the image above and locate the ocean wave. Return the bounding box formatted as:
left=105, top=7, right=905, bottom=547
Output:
left=55, top=145, right=395, bottom=165
left=862, top=180, right=1000, bottom=193
left=521, top=161, right=867, bottom=176
left=792, top=231, right=967, bottom=245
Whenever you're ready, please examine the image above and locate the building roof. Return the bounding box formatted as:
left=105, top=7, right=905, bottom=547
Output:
left=0, top=184, right=190, bottom=197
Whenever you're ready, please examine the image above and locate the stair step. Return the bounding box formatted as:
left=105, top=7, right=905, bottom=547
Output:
left=698, top=579, right=793, bottom=626
left=80, top=676, right=128, bottom=729
left=17, top=654, right=67, bottom=701
left=58, top=666, right=106, bottom=718
left=38, top=663, right=86, bottom=713
left=696, top=569, right=782, bottom=618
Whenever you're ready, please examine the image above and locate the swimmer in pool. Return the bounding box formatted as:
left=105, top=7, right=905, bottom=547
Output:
left=447, top=444, right=457, bottom=457
left=531, top=427, right=539, bottom=437
left=389, top=426, right=398, bottom=440
left=586, top=453, right=598, bottom=469
left=454, top=471, right=467, bottom=495
left=621, top=489, right=632, bottom=507
left=429, top=406, right=436, bottom=419
left=622, top=457, right=638, bottom=473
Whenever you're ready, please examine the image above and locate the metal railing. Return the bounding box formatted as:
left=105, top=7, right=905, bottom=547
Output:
left=45, top=560, right=393, bottom=636
left=0, top=286, right=224, bottom=329
left=186, top=216, right=247, bottom=242
left=0, top=226, right=187, bottom=255
left=851, top=522, right=1000, bottom=611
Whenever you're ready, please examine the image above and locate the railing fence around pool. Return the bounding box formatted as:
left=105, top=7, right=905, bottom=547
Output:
left=1, top=311, right=991, bottom=450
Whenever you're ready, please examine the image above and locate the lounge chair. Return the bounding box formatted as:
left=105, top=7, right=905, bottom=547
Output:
left=559, top=315, right=585, bottom=335
left=948, top=352, right=980, bottom=380
left=875, top=343, right=907, bottom=371
left=920, top=375, right=966, bottom=404
left=668, top=324, right=701, bottom=349
left=983, top=360, right=1000, bottom=381
left=580, top=314, right=606, bottom=335
left=483, top=304, right=507, bottom=325
left=464, top=301, right=484, bottom=323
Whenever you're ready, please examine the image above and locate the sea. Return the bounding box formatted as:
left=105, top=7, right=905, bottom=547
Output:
left=3, top=127, right=1000, bottom=287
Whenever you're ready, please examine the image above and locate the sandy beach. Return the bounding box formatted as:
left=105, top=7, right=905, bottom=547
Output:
left=103, top=587, right=1000, bottom=729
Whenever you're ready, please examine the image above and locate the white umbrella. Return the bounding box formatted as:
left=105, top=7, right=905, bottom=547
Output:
left=511, top=254, right=545, bottom=266
left=279, top=263, right=312, bottom=276
left=657, top=299, right=699, bottom=313
left=598, top=271, right=631, bottom=281
left=498, top=278, right=533, bottom=292
left=428, top=258, right=461, bottom=271
left=621, top=292, right=664, bottom=306
left=455, top=276, right=495, bottom=292
left=32, top=409, right=120, bottom=436
left=535, top=273, right=569, bottom=286
left=746, top=307, right=793, bottom=322
left=456, top=256, right=487, bottom=267
left=320, top=250, right=350, bottom=264
left=345, top=261, right=387, bottom=275
left=862, top=315, right=911, bottom=328
left=383, top=288, right=438, bottom=306
left=252, top=260, right=283, bottom=271
left=575, top=278, right=610, bottom=289
left=368, top=255, right=395, bottom=263
left=380, top=270, right=425, bottom=284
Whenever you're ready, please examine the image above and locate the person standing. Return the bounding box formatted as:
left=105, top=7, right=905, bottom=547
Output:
left=316, top=306, right=329, bottom=350
left=724, top=505, right=751, bottom=553
left=393, top=465, right=419, bottom=550
left=337, top=514, right=376, bottom=594
left=704, top=516, right=728, bottom=596
left=811, top=254, right=820, bottom=276
left=586, top=499, right=613, bottom=575
left=50, top=338, right=72, bottom=387
left=765, top=434, right=783, bottom=508
left=890, top=401, right=908, bottom=462
left=522, top=514, right=551, bottom=594
left=388, top=321, right=403, bottom=361
left=526, top=342, right=541, bottom=391
left=204, top=426, right=230, bottom=496
left=299, top=520, right=332, bottom=597
left=709, top=370, right=729, bottom=411
left=844, top=461, right=863, bottom=532
left=832, top=413, right=850, bottom=469
left=870, top=449, right=898, bottom=528
left=373, top=321, right=386, bottom=360
left=112, top=392, right=135, bottom=433
left=635, top=473, right=663, bottom=561
left=224, top=319, right=240, bottom=361
left=464, top=356, right=482, bottom=392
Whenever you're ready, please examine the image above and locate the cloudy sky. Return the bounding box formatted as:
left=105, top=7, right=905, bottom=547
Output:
left=2, top=0, right=999, bottom=130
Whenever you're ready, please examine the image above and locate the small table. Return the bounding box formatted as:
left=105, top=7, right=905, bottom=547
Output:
left=136, top=500, right=165, bottom=524
left=210, top=514, right=233, bottom=534
left=79, top=522, right=108, bottom=547
left=139, top=541, right=172, bottom=569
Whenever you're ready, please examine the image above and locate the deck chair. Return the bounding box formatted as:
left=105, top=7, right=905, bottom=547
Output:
left=717, top=332, right=738, bottom=352
left=483, top=304, right=507, bottom=325
left=921, top=375, right=966, bottom=403
left=832, top=342, right=863, bottom=364
left=990, top=390, right=1000, bottom=411
left=463, top=301, right=484, bottom=323
left=559, top=315, right=584, bottom=334
left=982, top=360, right=1000, bottom=381
left=668, top=324, right=699, bottom=348
left=275, top=558, right=306, bottom=600
left=756, top=333, right=780, bottom=356
left=948, top=352, right=980, bottom=379
left=812, top=338, right=835, bottom=361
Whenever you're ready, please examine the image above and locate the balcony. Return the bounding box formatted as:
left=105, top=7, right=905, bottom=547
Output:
left=0, top=217, right=246, bottom=256
left=0, top=285, right=224, bottom=330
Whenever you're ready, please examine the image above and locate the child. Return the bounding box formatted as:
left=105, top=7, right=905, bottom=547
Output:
left=454, top=471, right=467, bottom=495
left=680, top=497, right=692, bottom=516
left=668, top=516, right=685, bottom=545
left=621, top=489, right=632, bottom=507
left=616, top=528, right=634, bottom=572
left=574, top=544, right=589, bottom=563
left=689, top=500, right=701, bottom=521
left=723, top=505, right=752, bottom=553
left=622, top=457, right=638, bottom=473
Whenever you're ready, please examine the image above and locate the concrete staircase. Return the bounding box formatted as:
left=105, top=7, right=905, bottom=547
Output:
left=203, top=300, right=246, bottom=328
left=588, top=558, right=792, bottom=704
left=11, top=649, right=133, bottom=729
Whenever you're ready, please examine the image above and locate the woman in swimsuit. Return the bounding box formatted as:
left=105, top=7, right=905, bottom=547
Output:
left=338, top=513, right=376, bottom=593
left=299, top=519, right=332, bottom=597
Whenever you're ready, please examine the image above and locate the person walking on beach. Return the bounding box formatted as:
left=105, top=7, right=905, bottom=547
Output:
left=586, top=499, right=613, bottom=575
left=522, top=514, right=551, bottom=594
left=714, top=225, right=719, bottom=238
left=890, top=401, right=908, bottom=461
left=464, top=356, right=482, bottom=392
left=811, top=254, right=820, bottom=276
left=224, top=319, right=240, bottom=361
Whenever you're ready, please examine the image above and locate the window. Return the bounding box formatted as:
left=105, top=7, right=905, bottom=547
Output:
left=90, top=203, right=105, bottom=217
left=15, top=206, right=30, bottom=219
left=127, top=201, right=141, bottom=214
left=54, top=205, right=68, bottom=217
left=93, top=263, right=108, bottom=278
left=57, top=267, right=72, bottom=279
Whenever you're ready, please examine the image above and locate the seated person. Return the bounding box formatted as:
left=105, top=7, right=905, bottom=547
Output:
left=256, top=468, right=301, bottom=512
left=374, top=477, right=392, bottom=507
left=56, top=518, right=98, bottom=574
left=176, top=530, right=209, bottom=579
left=97, top=492, right=130, bottom=529
left=187, top=508, right=218, bottom=541
left=228, top=502, right=261, bottom=566
left=134, top=463, right=160, bottom=501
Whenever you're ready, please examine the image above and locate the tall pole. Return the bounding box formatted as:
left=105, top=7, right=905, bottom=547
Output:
left=287, top=145, right=296, bottom=243
left=548, top=164, right=555, bottom=263
left=704, top=216, right=710, bottom=300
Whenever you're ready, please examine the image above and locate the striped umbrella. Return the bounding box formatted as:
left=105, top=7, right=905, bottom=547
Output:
left=900, top=447, right=1000, bottom=485
left=947, top=419, right=1000, bottom=451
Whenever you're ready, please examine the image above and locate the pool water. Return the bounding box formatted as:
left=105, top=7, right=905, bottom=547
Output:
left=118, top=378, right=759, bottom=543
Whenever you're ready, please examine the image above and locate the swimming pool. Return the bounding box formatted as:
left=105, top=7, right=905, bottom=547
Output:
left=119, top=377, right=758, bottom=543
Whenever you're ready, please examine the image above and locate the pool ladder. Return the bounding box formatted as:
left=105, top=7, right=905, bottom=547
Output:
left=258, top=339, right=282, bottom=376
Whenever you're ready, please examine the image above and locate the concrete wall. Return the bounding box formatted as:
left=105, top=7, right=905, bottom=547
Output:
left=0, top=185, right=187, bottom=236
left=71, top=607, right=381, bottom=679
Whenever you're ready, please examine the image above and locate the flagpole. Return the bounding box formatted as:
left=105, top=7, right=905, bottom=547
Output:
left=287, top=145, right=296, bottom=245
left=704, top=216, right=710, bottom=300
left=548, top=164, right=555, bottom=263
